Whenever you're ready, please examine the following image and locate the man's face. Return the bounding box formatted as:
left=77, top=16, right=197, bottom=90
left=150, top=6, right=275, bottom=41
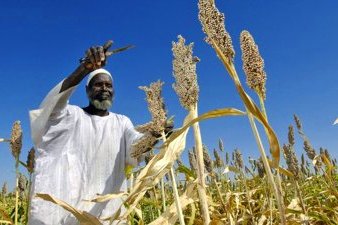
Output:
left=86, top=73, right=114, bottom=110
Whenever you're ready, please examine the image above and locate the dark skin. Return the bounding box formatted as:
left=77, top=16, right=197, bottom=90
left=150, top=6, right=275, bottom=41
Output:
left=60, top=42, right=112, bottom=116
left=84, top=74, right=114, bottom=116
left=58, top=41, right=174, bottom=138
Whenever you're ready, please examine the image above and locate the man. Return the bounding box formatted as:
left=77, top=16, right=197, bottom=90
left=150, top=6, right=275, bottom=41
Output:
left=29, top=42, right=147, bottom=224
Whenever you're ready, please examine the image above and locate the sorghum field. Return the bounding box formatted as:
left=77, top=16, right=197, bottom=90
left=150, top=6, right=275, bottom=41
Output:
left=1, top=0, right=337, bottom=224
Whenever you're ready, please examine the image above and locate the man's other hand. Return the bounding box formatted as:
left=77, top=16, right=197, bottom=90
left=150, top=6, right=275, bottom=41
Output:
left=164, top=117, right=174, bottom=138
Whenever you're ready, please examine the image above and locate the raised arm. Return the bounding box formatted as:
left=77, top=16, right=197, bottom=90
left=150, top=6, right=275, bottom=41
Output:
left=60, top=41, right=113, bottom=93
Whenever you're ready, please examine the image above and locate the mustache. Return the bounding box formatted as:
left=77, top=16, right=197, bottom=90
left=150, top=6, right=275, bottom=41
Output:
left=93, top=91, right=113, bottom=100
left=98, top=90, right=112, bottom=95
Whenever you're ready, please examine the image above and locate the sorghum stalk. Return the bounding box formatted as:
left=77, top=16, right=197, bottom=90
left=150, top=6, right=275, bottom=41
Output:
left=257, top=84, right=286, bottom=215
left=268, top=185, right=273, bottom=224
left=187, top=203, right=196, bottom=225
left=26, top=173, right=32, bottom=223
left=240, top=172, right=255, bottom=224
left=130, top=173, right=134, bottom=192
left=10, top=121, right=22, bottom=225
left=241, top=30, right=287, bottom=212
left=26, top=147, right=35, bottom=223
left=295, top=181, right=307, bottom=217
left=15, top=175, right=19, bottom=225
left=1, top=182, right=7, bottom=203
left=297, top=118, right=335, bottom=193
left=162, top=132, right=185, bottom=225
left=259, top=95, right=268, bottom=121
left=210, top=173, right=226, bottom=212
left=169, top=169, right=185, bottom=224
left=160, top=178, right=166, bottom=211
left=190, top=104, right=210, bottom=225
left=218, top=36, right=287, bottom=224
left=152, top=186, right=161, bottom=216
left=284, top=128, right=308, bottom=218
left=247, top=113, right=285, bottom=223
left=203, top=147, right=226, bottom=210
left=284, top=167, right=307, bottom=219
left=172, top=35, right=210, bottom=224
left=235, top=148, right=255, bottom=224
left=199, top=1, right=286, bottom=222
left=137, top=79, right=171, bottom=215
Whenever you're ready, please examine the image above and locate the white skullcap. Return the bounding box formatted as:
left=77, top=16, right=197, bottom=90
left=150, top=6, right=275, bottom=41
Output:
left=86, top=68, right=113, bottom=86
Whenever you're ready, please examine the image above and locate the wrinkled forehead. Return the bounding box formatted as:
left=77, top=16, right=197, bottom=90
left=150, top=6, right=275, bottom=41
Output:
left=88, top=73, right=113, bottom=87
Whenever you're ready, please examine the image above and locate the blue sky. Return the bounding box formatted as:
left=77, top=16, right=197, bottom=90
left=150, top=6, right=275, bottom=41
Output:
left=1, top=0, right=337, bottom=189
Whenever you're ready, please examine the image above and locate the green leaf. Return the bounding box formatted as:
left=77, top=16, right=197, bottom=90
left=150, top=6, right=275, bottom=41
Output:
left=177, top=164, right=196, bottom=179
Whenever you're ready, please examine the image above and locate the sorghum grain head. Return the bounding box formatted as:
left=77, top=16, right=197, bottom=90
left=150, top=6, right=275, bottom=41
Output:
left=257, top=158, right=265, bottom=178
left=139, top=80, right=167, bottom=135
left=18, top=173, right=27, bottom=193
left=218, top=138, right=224, bottom=152
left=1, top=182, right=7, bottom=197
left=288, top=125, right=295, bottom=146
left=10, top=121, right=22, bottom=160
left=213, top=148, right=223, bottom=168
left=283, top=144, right=299, bottom=178
left=198, top=0, right=235, bottom=61
left=135, top=122, right=154, bottom=134
left=234, top=148, right=244, bottom=169
left=131, top=134, right=157, bottom=158
left=188, top=149, right=198, bottom=171
left=303, top=140, right=316, bottom=160
left=225, top=152, right=229, bottom=164
left=144, top=151, right=155, bottom=165
left=294, top=114, right=302, bottom=131
left=324, top=149, right=331, bottom=161
left=172, top=35, right=199, bottom=110
left=27, top=147, right=36, bottom=174
left=245, top=166, right=251, bottom=175
left=240, top=30, right=267, bottom=100
left=203, top=145, right=214, bottom=173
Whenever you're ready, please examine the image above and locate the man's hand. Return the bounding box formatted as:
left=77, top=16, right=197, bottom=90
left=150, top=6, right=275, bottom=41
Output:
left=60, top=41, right=112, bottom=93
left=60, top=40, right=133, bottom=93
left=150, top=117, right=174, bottom=138
left=164, top=117, right=174, bottom=138
left=82, top=41, right=113, bottom=71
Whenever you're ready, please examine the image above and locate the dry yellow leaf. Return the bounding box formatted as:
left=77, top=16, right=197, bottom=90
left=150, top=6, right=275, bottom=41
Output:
left=148, top=181, right=198, bottom=225
left=35, top=193, right=102, bottom=225
left=83, top=192, right=127, bottom=203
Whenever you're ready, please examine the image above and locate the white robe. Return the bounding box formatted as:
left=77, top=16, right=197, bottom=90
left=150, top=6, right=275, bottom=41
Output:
left=29, top=80, right=142, bottom=225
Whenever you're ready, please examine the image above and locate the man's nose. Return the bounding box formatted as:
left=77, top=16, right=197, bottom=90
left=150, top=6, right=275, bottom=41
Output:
left=101, top=84, right=109, bottom=91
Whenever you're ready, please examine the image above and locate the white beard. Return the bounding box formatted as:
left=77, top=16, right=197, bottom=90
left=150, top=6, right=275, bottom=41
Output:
left=90, top=99, right=112, bottom=110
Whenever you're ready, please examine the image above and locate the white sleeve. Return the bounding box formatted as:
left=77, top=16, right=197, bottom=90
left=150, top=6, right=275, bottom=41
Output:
left=29, top=79, right=77, bottom=147
left=124, top=117, right=143, bottom=167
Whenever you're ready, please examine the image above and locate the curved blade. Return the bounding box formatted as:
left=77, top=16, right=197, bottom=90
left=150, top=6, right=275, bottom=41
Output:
left=105, top=45, right=135, bottom=57
left=79, top=44, right=135, bottom=63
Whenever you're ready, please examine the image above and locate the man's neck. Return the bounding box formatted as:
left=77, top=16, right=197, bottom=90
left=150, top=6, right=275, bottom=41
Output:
left=83, top=104, right=109, bottom=117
